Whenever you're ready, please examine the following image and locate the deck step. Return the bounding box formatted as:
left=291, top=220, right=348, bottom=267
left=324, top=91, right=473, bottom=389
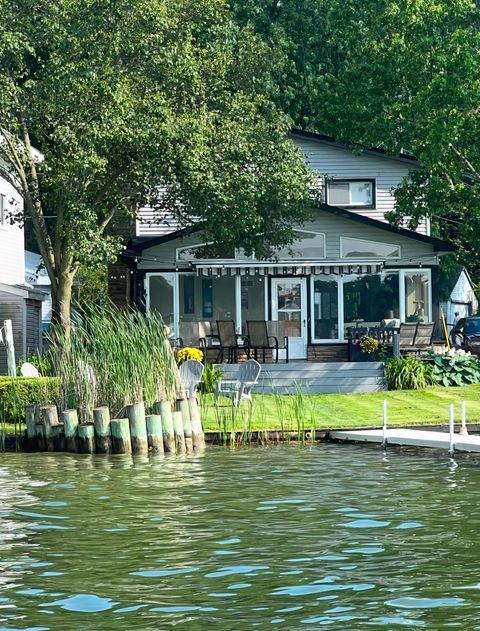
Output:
left=215, top=361, right=386, bottom=394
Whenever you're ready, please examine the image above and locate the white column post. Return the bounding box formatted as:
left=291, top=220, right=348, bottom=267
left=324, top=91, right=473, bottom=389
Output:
left=382, top=399, right=388, bottom=448
left=460, top=400, right=468, bottom=436
left=448, top=403, right=455, bottom=456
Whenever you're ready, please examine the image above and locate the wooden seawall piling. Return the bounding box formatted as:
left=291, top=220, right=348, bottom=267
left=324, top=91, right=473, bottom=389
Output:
left=24, top=398, right=205, bottom=457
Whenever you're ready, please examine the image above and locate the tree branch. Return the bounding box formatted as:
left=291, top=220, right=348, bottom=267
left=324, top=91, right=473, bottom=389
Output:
left=449, top=143, right=480, bottom=181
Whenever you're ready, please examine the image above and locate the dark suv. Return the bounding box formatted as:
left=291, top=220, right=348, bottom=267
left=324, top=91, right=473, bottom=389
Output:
left=450, top=316, right=480, bottom=356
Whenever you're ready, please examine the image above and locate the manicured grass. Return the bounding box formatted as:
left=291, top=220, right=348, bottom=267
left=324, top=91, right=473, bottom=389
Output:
left=199, top=384, right=480, bottom=432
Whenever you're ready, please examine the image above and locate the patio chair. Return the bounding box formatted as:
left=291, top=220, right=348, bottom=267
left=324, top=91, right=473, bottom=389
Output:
left=214, top=359, right=262, bottom=408
left=216, top=320, right=249, bottom=363
left=246, top=320, right=289, bottom=364
left=20, top=362, right=39, bottom=377
left=398, top=322, right=418, bottom=354
left=266, top=320, right=290, bottom=363
left=410, top=322, right=435, bottom=354
left=179, top=359, right=205, bottom=398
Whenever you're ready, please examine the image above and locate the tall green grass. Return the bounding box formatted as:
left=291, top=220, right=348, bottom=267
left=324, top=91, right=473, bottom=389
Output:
left=47, top=304, right=177, bottom=419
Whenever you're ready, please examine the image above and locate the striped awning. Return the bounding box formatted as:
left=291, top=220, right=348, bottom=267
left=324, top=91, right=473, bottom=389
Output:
left=195, top=263, right=384, bottom=277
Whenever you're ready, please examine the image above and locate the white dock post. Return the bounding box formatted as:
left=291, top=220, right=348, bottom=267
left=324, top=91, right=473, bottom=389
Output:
left=448, top=404, right=455, bottom=455
left=382, top=399, right=388, bottom=448
left=460, top=401, right=468, bottom=436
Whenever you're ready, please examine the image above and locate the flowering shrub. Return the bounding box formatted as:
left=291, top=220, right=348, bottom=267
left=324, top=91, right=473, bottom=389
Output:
left=358, top=336, right=380, bottom=354
left=428, top=347, right=480, bottom=387
left=175, top=347, right=204, bottom=364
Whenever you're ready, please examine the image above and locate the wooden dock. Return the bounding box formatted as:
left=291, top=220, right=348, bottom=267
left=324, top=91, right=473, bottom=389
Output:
left=330, top=427, right=480, bottom=453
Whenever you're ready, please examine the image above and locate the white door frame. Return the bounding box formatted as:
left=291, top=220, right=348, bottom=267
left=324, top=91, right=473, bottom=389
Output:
left=271, top=277, right=308, bottom=359
left=145, top=272, right=179, bottom=336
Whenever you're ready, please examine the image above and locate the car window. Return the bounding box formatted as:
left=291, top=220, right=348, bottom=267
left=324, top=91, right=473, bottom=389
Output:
left=464, top=319, right=480, bottom=334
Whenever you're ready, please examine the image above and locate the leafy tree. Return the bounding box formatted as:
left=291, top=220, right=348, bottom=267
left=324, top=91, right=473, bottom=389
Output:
left=232, top=0, right=480, bottom=277
left=0, top=0, right=315, bottom=332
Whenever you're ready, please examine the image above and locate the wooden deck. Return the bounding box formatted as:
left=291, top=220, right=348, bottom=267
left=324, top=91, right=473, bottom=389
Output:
left=217, top=361, right=386, bottom=394
left=330, top=428, right=480, bottom=453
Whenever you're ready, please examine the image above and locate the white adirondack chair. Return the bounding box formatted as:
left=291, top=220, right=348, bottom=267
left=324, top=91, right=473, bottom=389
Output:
left=179, top=359, right=205, bottom=398
left=214, top=359, right=261, bottom=408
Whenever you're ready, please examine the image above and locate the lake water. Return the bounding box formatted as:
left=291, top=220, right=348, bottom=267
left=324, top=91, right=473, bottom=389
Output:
left=1, top=444, right=480, bottom=630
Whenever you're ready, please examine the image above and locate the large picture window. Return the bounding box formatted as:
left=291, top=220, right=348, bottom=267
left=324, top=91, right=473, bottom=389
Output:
left=276, top=230, right=326, bottom=259
left=404, top=271, right=431, bottom=322
left=327, top=180, right=375, bottom=208
left=341, top=237, right=401, bottom=259
left=311, top=275, right=339, bottom=341
left=343, top=272, right=400, bottom=329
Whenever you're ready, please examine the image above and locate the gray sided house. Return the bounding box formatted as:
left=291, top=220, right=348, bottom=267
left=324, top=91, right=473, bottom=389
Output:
left=110, top=130, right=454, bottom=361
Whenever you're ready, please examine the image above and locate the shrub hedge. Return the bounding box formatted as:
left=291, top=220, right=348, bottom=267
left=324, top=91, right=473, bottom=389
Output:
left=0, top=377, right=61, bottom=427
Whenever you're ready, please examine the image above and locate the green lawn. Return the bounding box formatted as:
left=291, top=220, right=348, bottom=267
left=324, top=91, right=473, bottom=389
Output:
left=199, top=384, right=480, bottom=433
left=3, top=384, right=480, bottom=437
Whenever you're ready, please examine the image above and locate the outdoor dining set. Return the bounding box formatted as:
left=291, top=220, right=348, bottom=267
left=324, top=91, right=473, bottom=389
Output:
left=175, top=319, right=289, bottom=364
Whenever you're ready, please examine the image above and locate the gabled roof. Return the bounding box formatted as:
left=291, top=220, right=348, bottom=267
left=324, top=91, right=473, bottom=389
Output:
left=291, top=129, right=418, bottom=164
left=127, top=202, right=454, bottom=254
left=319, top=203, right=454, bottom=252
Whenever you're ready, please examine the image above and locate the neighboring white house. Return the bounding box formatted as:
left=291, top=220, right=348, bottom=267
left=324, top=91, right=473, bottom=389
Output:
left=440, top=268, right=478, bottom=331
left=25, top=250, right=52, bottom=330
left=111, top=129, right=454, bottom=361
left=0, top=177, right=44, bottom=373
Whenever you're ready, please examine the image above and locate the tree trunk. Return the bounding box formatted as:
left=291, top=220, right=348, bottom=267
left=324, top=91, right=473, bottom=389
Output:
left=51, top=271, right=76, bottom=336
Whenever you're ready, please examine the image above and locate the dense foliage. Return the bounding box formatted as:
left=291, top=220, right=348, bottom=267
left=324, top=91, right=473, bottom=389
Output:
left=385, top=356, right=435, bottom=391
left=232, top=0, right=480, bottom=278
left=0, top=0, right=315, bottom=329
left=429, top=349, right=480, bottom=387
left=0, top=377, right=60, bottom=428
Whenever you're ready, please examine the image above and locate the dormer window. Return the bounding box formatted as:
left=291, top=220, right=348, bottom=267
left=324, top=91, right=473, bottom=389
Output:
left=326, top=179, right=375, bottom=208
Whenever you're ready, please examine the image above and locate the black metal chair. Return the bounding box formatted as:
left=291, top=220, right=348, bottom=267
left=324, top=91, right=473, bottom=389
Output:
left=216, top=320, right=249, bottom=363
left=246, top=320, right=289, bottom=364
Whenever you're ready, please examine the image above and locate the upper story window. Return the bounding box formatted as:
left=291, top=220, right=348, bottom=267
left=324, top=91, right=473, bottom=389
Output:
left=326, top=179, right=375, bottom=208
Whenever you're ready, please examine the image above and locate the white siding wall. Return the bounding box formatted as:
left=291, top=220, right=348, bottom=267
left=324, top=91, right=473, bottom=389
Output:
left=0, top=177, right=24, bottom=285
left=136, top=134, right=425, bottom=238
left=293, top=137, right=427, bottom=234
left=137, top=207, right=437, bottom=271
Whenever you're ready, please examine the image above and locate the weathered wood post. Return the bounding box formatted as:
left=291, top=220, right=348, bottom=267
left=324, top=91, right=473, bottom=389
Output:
left=62, top=409, right=79, bottom=452
left=154, top=400, right=175, bottom=453
left=78, top=423, right=95, bottom=454
left=172, top=410, right=186, bottom=453
left=126, top=402, right=148, bottom=455
left=25, top=404, right=37, bottom=450
left=188, top=397, right=205, bottom=450
left=40, top=404, right=59, bottom=452
left=52, top=424, right=66, bottom=451
left=35, top=422, right=46, bottom=451
left=146, top=414, right=164, bottom=453
left=177, top=399, right=193, bottom=453
left=93, top=406, right=112, bottom=454
left=111, top=418, right=132, bottom=454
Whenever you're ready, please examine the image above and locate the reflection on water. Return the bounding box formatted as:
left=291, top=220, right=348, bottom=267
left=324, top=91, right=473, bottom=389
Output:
left=0, top=445, right=480, bottom=629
